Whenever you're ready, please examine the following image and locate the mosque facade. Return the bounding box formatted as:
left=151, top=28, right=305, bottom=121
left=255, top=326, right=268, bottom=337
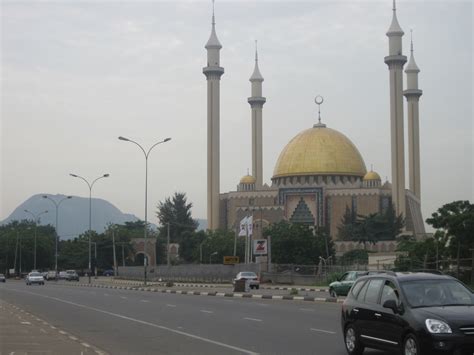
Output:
left=203, top=1, right=425, bottom=255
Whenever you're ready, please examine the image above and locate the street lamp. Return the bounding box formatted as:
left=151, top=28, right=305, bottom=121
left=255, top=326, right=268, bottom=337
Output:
left=42, top=195, right=72, bottom=276
left=24, top=209, right=48, bottom=270
left=118, top=135, right=171, bottom=285
left=209, top=251, right=218, bottom=264
left=70, top=173, right=109, bottom=283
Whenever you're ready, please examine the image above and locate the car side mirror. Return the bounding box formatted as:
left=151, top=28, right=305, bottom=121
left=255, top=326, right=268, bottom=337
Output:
left=383, top=299, right=400, bottom=314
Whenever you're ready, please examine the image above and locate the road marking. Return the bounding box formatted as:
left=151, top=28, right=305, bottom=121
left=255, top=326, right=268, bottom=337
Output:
left=299, top=308, right=314, bottom=312
left=69, top=336, right=79, bottom=341
left=120, top=296, right=127, bottom=299
left=166, top=304, right=176, bottom=307
left=104, top=293, right=109, bottom=296
left=11, top=288, right=259, bottom=355
left=59, top=330, right=68, bottom=335
left=310, top=328, right=336, bottom=334
left=244, top=317, right=263, bottom=322
left=81, top=342, right=91, bottom=348
left=200, top=310, right=214, bottom=314
left=140, top=300, right=150, bottom=303
left=40, top=328, right=47, bottom=333
left=20, top=321, right=31, bottom=325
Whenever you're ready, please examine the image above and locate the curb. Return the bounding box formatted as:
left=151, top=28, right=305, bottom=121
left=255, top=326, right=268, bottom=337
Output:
left=91, top=281, right=329, bottom=292
left=64, top=282, right=343, bottom=304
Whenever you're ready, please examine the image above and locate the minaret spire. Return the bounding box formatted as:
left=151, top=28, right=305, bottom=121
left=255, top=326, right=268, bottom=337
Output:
left=384, top=0, right=407, bottom=218
left=248, top=40, right=266, bottom=189
left=404, top=29, right=423, bottom=200
left=203, top=0, right=224, bottom=230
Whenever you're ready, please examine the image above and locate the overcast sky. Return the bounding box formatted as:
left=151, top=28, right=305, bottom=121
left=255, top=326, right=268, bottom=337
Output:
left=1, top=0, right=472, bottom=230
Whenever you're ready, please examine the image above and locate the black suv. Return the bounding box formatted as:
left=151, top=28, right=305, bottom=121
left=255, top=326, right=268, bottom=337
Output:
left=341, top=272, right=474, bottom=355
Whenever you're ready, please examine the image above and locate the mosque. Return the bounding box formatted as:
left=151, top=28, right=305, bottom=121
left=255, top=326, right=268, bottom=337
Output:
left=203, top=1, right=425, bottom=255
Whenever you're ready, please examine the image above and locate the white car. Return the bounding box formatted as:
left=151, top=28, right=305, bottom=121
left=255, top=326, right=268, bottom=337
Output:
left=234, top=271, right=260, bottom=289
left=26, top=272, right=44, bottom=285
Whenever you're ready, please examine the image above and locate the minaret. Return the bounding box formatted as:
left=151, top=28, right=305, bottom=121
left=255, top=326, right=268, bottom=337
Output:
left=248, top=41, right=266, bottom=189
left=404, top=30, right=423, bottom=200
left=384, top=0, right=407, bottom=218
left=203, top=1, right=224, bottom=230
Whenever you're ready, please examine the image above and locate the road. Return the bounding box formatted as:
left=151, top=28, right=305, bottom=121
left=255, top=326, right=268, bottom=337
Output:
left=0, top=281, right=387, bottom=355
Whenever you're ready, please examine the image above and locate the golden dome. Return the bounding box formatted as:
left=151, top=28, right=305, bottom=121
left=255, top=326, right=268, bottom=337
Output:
left=363, top=170, right=381, bottom=181
left=272, top=126, right=367, bottom=178
left=240, top=175, right=256, bottom=184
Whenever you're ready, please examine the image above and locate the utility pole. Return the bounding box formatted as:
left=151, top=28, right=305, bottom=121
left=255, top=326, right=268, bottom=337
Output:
left=167, top=222, right=170, bottom=267
left=470, top=248, right=474, bottom=285
left=122, top=244, right=125, bottom=267
left=112, top=228, right=117, bottom=277
left=14, top=231, right=19, bottom=276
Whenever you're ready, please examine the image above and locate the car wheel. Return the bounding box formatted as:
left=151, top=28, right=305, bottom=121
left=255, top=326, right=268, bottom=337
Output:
left=344, top=325, right=364, bottom=355
left=256, top=285, right=259, bottom=290
left=330, top=288, right=337, bottom=298
left=403, top=333, right=420, bottom=355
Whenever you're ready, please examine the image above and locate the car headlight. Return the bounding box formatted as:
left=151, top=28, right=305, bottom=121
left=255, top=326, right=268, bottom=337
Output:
left=425, top=319, right=452, bottom=334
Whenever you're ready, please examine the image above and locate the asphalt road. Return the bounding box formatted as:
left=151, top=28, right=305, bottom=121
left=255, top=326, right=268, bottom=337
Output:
left=0, top=281, right=388, bottom=355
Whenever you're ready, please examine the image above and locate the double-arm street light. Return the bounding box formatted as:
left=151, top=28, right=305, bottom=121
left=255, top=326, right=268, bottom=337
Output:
left=42, top=195, right=72, bottom=276
left=24, top=209, right=48, bottom=270
left=118, top=136, right=171, bottom=285
left=70, top=173, right=109, bottom=283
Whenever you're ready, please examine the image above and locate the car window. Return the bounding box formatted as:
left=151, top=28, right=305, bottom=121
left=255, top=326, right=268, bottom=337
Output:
left=401, top=279, right=474, bottom=307
left=340, top=273, right=350, bottom=281
left=350, top=280, right=366, bottom=299
left=356, top=279, right=370, bottom=302
left=380, top=280, right=400, bottom=305
left=30, top=272, right=41, bottom=276
left=364, top=279, right=384, bottom=304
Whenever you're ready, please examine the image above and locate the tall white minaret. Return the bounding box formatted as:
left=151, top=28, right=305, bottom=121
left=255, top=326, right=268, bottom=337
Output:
left=384, top=0, right=407, bottom=218
left=404, top=31, right=423, bottom=200
left=203, top=1, right=224, bottom=230
left=248, top=41, right=266, bottom=189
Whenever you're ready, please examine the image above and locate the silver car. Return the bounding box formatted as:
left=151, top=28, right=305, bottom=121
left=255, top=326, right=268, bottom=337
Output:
left=234, top=271, right=260, bottom=289
left=26, top=272, right=44, bottom=285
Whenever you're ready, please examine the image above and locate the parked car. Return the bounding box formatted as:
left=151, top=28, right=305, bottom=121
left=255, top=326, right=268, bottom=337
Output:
left=46, top=271, right=57, bottom=280
left=329, top=271, right=369, bottom=297
left=0, top=274, right=5, bottom=283
left=341, top=271, right=474, bottom=355
left=25, top=272, right=44, bottom=285
left=233, top=271, right=260, bottom=289
left=103, top=269, right=114, bottom=277
left=58, top=271, right=68, bottom=280
left=65, top=270, right=79, bottom=281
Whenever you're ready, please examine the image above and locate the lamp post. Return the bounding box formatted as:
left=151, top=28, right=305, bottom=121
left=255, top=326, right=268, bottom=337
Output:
left=24, top=209, right=48, bottom=270
left=42, top=195, right=72, bottom=277
left=118, top=136, right=171, bottom=285
left=69, top=173, right=109, bottom=283
left=209, top=251, right=218, bottom=264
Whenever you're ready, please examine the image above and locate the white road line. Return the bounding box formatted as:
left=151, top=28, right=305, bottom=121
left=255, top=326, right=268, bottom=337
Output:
left=10, top=288, right=259, bottom=355
left=104, top=294, right=109, bottom=296
left=310, top=328, right=336, bottom=335
left=200, top=310, right=214, bottom=314
left=81, top=342, right=91, bottom=348
left=166, top=304, right=176, bottom=307
left=20, top=321, right=31, bottom=325
left=59, top=330, right=67, bottom=335
left=299, top=308, right=314, bottom=312
left=69, top=336, right=79, bottom=341
left=244, top=317, right=263, bottom=322
left=120, top=296, right=127, bottom=299
left=40, top=328, right=47, bottom=333
left=140, top=300, right=150, bottom=303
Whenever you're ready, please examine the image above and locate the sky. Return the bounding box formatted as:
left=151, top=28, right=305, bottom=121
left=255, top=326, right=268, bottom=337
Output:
left=1, top=0, right=472, bottom=231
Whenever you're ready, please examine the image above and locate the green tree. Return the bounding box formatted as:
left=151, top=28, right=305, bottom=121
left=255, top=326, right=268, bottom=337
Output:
left=426, top=200, right=474, bottom=276
left=156, top=192, right=198, bottom=245
left=337, top=206, right=356, bottom=241
left=0, top=220, right=55, bottom=274
left=200, top=229, right=245, bottom=264
left=263, top=222, right=332, bottom=264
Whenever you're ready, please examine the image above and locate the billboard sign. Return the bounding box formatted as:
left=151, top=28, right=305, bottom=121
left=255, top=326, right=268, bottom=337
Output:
left=253, top=239, right=267, bottom=255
